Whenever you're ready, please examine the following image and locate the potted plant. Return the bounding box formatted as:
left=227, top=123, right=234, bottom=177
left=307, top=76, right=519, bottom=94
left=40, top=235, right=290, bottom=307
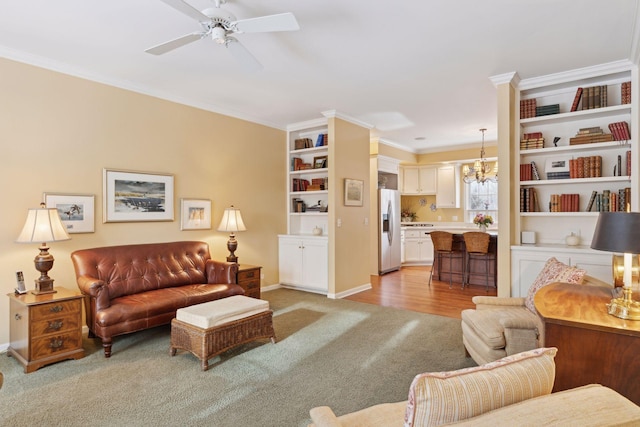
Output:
left=401, top=209, right=418, bottom=222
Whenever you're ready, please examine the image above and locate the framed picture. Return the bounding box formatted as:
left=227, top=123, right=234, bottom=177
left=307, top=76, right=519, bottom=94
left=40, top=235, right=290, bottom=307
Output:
left=180, top=198, right=211, bottom=230
left=544, top=156, right=571, bottom=179
left=44, top=193, right=95, bottom=233
left=103, top=168, right=174, bottom=222
left=344, top=178, right=364, bottom=206
left=313, top=155, right=328, bottom=169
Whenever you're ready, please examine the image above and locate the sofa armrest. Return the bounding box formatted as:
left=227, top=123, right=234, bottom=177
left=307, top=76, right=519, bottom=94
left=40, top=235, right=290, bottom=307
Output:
left=76, top=275, right=110, bottom=310
left=206, top=260, right=239, bottom=284
left=309, top=406, right=342, bottom=427
left=472, top=296, right=526, bottom=309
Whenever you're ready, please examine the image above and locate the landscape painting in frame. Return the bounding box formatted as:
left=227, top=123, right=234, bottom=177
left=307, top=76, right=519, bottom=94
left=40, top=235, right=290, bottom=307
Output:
left=44, top=193, right=95, bottom=233
left=103, top=169, right=174, bottom=222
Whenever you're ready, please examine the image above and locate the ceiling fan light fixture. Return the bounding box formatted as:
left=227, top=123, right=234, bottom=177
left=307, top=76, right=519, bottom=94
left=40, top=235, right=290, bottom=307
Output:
left=211, top=25, right=227, bottom=44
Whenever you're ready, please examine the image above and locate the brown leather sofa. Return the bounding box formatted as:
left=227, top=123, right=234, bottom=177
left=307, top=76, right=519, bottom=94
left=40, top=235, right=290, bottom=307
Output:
left=71, top=241, right=244, bottom=357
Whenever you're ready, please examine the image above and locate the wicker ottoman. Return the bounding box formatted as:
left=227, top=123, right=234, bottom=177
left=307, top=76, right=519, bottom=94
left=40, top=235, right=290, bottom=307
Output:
left=170, top=295, right=276, bottom=371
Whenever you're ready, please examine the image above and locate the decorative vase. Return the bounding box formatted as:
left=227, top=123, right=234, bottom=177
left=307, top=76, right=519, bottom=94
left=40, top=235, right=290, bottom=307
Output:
left=479, top=225, right=487, bottom=233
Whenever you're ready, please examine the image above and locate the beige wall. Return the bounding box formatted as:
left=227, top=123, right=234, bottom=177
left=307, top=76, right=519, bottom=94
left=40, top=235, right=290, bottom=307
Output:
left=329, top=118, right=371, bottom=295
left=0, top=58, right=287, bottom=345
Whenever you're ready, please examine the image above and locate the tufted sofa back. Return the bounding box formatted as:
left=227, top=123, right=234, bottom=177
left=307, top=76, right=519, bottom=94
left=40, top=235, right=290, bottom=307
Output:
left=71, top=241, right=211, bottom=300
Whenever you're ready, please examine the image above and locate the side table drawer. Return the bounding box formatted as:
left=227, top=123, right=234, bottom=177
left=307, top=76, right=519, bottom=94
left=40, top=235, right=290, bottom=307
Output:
left=31, top=314, right=81, bottom=337
left=32, top=331, right=83, bottom=360
left=31, top=299, right=81, bottom=320
left=238, top=269, right=259, bottom=282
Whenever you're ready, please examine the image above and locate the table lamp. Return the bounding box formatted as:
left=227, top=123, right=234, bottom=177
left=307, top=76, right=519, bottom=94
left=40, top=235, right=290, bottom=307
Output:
left=217, top=205, right=246, bottom=263
left=591, top=212, right=640, bottom=320
left=16, top=203, right=71, bottom=294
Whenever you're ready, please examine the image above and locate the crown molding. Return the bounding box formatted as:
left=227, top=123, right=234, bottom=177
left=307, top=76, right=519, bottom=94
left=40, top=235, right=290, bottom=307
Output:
left=489, top=71, right=520, bottom=88
left=517, top=60, right=635, bottom=90
left=321, top=110, right=374, bottom=129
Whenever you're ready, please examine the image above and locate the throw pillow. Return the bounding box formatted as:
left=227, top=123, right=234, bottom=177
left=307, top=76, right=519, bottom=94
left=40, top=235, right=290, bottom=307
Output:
left=403, top=347, right=557, bottom=427
left=524, top=257, right=585, bottom=316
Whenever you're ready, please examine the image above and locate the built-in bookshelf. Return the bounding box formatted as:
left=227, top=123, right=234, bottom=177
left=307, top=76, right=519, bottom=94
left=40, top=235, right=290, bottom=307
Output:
left=515, top=64, right=636, bottom=246
left=286, top=119, right=330, bottom=235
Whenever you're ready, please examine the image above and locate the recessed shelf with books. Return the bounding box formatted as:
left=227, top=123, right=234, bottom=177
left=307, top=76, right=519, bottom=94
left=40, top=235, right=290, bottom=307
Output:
left=515, top=63, right=637, bottom=247
left=287, top=120, right=330, bottom=235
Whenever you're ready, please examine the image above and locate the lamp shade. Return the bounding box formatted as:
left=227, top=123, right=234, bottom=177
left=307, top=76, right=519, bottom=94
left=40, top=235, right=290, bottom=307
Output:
left=217, top=206, right=247, bottom=233
left=591, top=212, right=640, bottom=254
left=16, top=205, right=70, bottom=244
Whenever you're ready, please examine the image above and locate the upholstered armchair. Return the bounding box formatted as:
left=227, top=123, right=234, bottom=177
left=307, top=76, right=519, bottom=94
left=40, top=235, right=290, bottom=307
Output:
left=461, top=257, right=609, bottom=365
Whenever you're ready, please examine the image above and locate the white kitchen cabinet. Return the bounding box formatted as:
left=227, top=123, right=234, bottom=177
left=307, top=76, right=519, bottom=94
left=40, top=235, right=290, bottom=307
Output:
left=401, top=166, right=437, bottom=195
left=436, top=165, right=460, bottom=208
left=402, top=229, right=434, bottom=264
left=278, top=235, right=328, bottom=294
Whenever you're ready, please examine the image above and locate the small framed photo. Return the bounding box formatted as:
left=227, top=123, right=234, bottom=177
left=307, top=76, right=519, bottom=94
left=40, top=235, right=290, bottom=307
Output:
left=344, top=178, right=364, bottom=206
left=180, top=199, right=212, bottom=230
left=313, top=155, right=328, bottom=169
left=44, top=193, right=95, bottom=233
left=103, top=168, right=174, bottom=222
left=544, top=156, right=571, bottom=179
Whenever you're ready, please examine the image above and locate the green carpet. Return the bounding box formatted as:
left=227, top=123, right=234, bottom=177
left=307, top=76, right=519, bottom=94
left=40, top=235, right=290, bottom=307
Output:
left=0, top=288, right=475, bottom=426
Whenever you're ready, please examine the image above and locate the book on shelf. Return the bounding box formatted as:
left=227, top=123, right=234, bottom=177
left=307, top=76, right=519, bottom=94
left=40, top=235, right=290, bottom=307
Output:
left=568, top=156, right=602, bottom=178
left=520, top=163, right=532, bottom=181
left=622, top=81, right=631, bottom=105
left=570, top=87, right=583, bottom=112
left=628, top=150, right=632, bottom=176
left=608, top=121, right=631, bottom=141
left=520, top=98, right=537, bottom=119
left=535, top=104, right=560, bottom=117
left=581, top=85, right=608, bottom=110
left=315, top=133, right=328, bottom=147
left=520, top=137, right=544, bottom=150
left=549, top=194, right=579, bottom=212
left=520, top=187, right=539, bottom=212
left=569, top=126, right=614, bottom=145
left=294, top=138, right=314, bottom=150
left=531, top=161, right=541, bottom=180
left=546, top=171, right=571, bottom=180
left=586, top=190, right=597, bottom=212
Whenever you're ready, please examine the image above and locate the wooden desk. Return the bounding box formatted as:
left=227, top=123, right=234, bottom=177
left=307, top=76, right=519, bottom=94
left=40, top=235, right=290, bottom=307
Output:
left=535, top=282, right=640, bottom=404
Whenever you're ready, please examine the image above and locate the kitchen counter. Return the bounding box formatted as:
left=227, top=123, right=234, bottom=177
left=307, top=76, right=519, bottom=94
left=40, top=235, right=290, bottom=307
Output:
left=401, top=222, right=498, bottom=235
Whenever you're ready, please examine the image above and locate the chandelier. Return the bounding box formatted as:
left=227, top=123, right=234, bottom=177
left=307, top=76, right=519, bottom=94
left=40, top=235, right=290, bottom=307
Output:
left=463, top=128, right=498, bottom=184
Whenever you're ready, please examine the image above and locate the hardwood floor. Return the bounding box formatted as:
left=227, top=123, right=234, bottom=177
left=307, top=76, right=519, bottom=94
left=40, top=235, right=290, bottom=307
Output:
left=345, top=266, right=497, bottom=319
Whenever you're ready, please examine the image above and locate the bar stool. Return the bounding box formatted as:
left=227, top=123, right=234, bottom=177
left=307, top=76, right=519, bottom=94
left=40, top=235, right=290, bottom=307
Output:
left=428, top=231, right=465, bottom=289
left=463, top=231, right=493, bottom=291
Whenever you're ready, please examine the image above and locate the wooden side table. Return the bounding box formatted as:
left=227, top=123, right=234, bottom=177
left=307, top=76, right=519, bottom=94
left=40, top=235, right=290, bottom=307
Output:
left=7, top=287, right=85, bottom=373
left=535, top=282, right=640, bottom=405
left=236, top=264, right=262, bottom=299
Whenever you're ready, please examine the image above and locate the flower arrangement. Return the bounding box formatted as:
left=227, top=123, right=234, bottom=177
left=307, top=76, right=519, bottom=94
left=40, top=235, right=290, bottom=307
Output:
left=473, top=213, right=494, bottom=227
left=401, top=209, right=418, bottom=222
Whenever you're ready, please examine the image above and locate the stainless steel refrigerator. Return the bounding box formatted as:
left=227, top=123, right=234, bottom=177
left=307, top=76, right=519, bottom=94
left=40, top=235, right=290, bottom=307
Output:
left=378, top=189, right=401, bottom=274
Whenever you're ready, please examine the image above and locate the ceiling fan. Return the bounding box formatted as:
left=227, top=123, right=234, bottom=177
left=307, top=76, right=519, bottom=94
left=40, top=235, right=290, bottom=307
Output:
left=146, top=0, right=300, bottom=71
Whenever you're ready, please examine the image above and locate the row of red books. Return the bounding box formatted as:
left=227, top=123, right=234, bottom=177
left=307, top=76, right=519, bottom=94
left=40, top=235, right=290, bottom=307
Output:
left=568, top=156, right=602, bottom=179
left=608, top=121, right=631, bottom=141
left=549, top=194, right=579, bottom=212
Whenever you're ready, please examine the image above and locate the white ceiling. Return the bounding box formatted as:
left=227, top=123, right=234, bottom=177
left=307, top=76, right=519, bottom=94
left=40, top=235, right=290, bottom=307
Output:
left=0, top=0, right=638, bottom=152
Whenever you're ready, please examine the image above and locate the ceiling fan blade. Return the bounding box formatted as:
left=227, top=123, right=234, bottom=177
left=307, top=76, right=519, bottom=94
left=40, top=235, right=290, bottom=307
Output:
left=226, top=37, right=263, bottom=72
left=160, top=0, right=210, bottom=22
left=145, top=32, right=205, bottom=55
left=233, top=12, right=299, bottom=33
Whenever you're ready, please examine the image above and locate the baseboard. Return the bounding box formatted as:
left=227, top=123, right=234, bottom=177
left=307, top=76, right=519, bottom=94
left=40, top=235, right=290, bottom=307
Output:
left=332, top=283, right=372, bottom=299
left=261, top=284, right=282, bottom=293
left=0, top=342, right=8, bottom=353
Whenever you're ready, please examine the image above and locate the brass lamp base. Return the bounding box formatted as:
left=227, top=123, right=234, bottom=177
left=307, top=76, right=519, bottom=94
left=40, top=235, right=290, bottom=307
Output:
left=607, top=287, right=640, bottom=320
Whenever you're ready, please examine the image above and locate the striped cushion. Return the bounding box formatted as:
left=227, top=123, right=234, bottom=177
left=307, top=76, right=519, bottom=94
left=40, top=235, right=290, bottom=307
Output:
left=404, top=347, right=557, bottom=427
